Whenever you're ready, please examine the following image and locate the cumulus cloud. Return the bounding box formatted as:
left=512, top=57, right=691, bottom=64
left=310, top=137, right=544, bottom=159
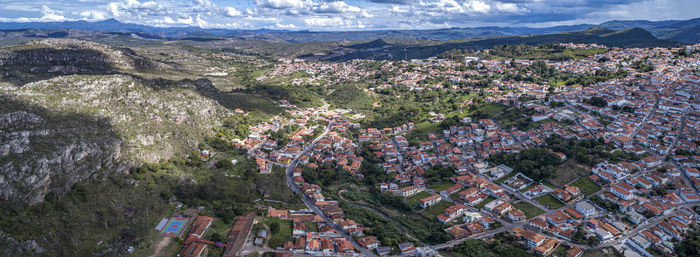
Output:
left=80, top=10, right=107, bottom=21
left=223, top=7, right=242, bottom=17
left=0, top=0, right=697, bottom=31
left=367, top=0, right=411, bottom=4
left=38, top=5, right=69, bottom=22
left=255, top=0, right=312, bottom=9
left=313, top=1, right=361, bottom=13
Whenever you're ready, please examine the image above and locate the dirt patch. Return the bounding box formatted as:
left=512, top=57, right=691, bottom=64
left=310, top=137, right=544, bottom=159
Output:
left=148, top=236, right=172, bottom=257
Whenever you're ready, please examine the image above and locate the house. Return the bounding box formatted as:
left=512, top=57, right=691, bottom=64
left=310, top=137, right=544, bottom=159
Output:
left=376, top=246, right=392, bottom=256
left=490, top=164, right=514, bottom=179
left=610, top=185, right=634, bottom=200
left=334, top=238, right=354, bottom=253
left=188, top=216, right=213, bottom=238
left=641, top=155, right=663, bottom=169
left=399, top=185, right=422, bottom=197
left=398, top=242, right=416, bottom=254
left=535, top=238, right=560, bottom=256
left=576, top=202, right=596, bottom=217
left=178, top=241, right=208, bottom=257
left=358, top=236, right=379, bottom=249
left=566, top=245, right=583, bottom=257
left=256, top=157, right=272, bottom=174
left=293, top=223, right=306, bottom=236
left=420, top=194, right=443, bottom=208
left=440, top=183, right=465, bottom=198
left=446, top=226, right=468, bottom=239
left=268, top=208, right=289, bottom=219
left=507, top=209, right=526, bottom=222
left=321, top=238, right=334, bottom=255
left=438, top=204, right=468, bottom=223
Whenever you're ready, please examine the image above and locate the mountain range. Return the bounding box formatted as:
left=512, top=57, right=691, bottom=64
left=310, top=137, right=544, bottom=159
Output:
left=0, top=17, right=699, bottom=43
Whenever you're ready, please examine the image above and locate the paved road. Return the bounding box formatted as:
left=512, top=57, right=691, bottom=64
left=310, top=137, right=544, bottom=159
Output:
left=594, top=201, right=700, bottom=250
left=282, top=118, right=379, bottom=257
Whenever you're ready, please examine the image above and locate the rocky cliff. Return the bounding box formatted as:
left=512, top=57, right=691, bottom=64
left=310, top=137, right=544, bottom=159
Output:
left=0, top=39, right=233, bottom=205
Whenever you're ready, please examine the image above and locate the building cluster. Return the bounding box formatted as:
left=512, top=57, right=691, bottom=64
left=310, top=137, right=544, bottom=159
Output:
left=266, top=208, right=359, bottom=255
left=234, top=44, right=699, bottom=256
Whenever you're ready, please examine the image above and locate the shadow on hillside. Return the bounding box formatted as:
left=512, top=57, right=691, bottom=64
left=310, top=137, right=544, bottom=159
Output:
left=0, top=47, right=164, bottom=87
left=0, top=48, right=118, bottom=86
left=0, top=94, right=123, bottom=204
left=133, top=76, right=283, bottom=115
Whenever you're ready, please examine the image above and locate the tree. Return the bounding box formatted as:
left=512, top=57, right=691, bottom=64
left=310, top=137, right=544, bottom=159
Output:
left=269, top=222, right=280, bottom=234
left=676, top=228, right=700, bottom=257
left=584, top=96, right=607, bottom=107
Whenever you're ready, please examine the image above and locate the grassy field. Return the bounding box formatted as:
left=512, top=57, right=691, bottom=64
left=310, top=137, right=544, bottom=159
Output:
left=513, top=201, right=545, bottom=219
left=305, top=222, right=318, bottom=232
left=542, top=180, right=559, bottom=190
left=406, top=191, right=433, bottom=207
left=259, top=217, right=293, bottom=248
left=551, top=160, right=590, bottom=185
left=429, top=182, right=456, bottom=192
left=474, top=196, right=496, bottom=209
left=405, top=103, right=506, bottom=145
left=533, top=194, right=565, bottom=209
left=421, top=201, right=452, bottom=220
left=569, top=177, right=602, bottom=197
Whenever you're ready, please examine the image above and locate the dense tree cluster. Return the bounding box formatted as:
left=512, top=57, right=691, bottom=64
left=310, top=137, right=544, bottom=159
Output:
left=632, top=59, right=655, bottom=72
left=583, top=96, right=608, bottom=107
left=488, top=148, right=563, bottom=181
left=546, top=135, right=642, bottom=166
left=676, top=227, right=700, bottom=257
left=448, top=237, right=534, bottom=257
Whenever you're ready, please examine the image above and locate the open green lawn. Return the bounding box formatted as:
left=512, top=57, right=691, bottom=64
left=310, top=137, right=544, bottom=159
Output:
left=429, top=182, right=456, bottom=192
left=533, top=194, right=565, bottom=209
left=551, top=160, right=591, bottom=185
left=569, top=176, right=602, bottom=197
left=474, top=196, right=496, bottom=209
left=542, top=180, right=559, bottom=190
left=406, top=103, right=507, bottom=145
left=406, top=120, right=439, bottom=144
left=305, top=222, right=318, bottom=232
left=513, top=202, right=545, bottom=219
left=421, top=201, right=452, bottom=220
left=406, top=191, right=433, bottom=207
left=259, top=217, right=292, bottom=248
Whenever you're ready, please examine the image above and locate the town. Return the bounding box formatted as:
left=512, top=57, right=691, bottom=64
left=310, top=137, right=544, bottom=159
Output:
left=154, top=42, right=700, bottom=257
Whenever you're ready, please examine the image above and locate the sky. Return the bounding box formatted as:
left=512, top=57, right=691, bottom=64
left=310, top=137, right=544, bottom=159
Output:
left=0, top=0, right=698, bottom=31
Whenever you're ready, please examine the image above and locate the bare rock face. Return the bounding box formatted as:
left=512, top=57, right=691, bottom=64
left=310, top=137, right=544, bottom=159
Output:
left=0, top=39, right=231, bottom=205
left=0, top=231, right=45, bottom=257
left=0, top=101, right=125, bottom=205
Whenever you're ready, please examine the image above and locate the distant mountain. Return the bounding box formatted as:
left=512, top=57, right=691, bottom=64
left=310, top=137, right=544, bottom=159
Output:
left=2, top=17, right=699, bottom=43
left=316, top=27, right=681, bottom=62
left=598, top=18, right=700, bottom=43
left=599, top=19, right=680, bottom=30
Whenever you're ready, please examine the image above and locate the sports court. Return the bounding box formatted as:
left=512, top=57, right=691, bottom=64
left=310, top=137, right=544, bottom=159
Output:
left=158, top=217, right=190, bottom=237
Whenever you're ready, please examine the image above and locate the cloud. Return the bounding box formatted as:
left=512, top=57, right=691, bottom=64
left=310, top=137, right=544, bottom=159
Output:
left=0, top=0, right=697, bottom=31
left=38, top=5, right=69, bottom=22
left=255, top=0, right=311, bottom=9
left=223, top=7, right=242, bottom=17
left=80, top=10, right=107, bottom=21
left=367, top=0, right=411, bottom=4
left=313, top=1, right=361, bottom=13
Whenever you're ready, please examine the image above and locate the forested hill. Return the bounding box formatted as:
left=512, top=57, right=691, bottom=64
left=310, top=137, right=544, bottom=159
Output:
left=315, top=27, right=681, bottom=62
